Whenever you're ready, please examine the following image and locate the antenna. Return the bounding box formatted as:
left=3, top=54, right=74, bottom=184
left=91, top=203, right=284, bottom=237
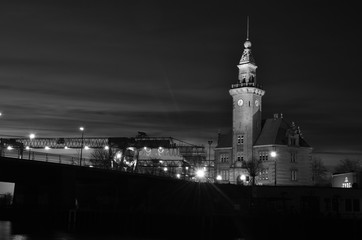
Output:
left=246, top=16, right=249, bottom=40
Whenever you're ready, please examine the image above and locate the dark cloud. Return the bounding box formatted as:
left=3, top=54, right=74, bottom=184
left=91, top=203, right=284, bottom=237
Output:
left=0, top=0, right=361, bottom=152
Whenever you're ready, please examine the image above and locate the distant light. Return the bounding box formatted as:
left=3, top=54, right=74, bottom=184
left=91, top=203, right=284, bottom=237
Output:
left=7, top=146, right=13, bottom=150
left=216, top=175, right=222, bottom=181
left=176, top=174, right=181, bottom=178
left=159, top=160, right=163, bottom=164
left=84, top=146, right=89, bottom=150
left=116, top=152, right=122, bottom=159
left=64, top=146, right=68, bottom=149
left=0, top=112, right=2, bottom=116
left=79, top=126, right=84, bottom=131
left=196, top=169, right=205, bottom=178
left=185, top=166, right=189, bottom=170
left=25, top=146, right=30, bottom=150
left=240, top=175, right=246, bottom=181
left=270, top=151, right=277, bottom=158
left=89, top=165, right=94, bottom=168
left=158, top=147, right=164, bottom=153
left=45, top=146, right=50, bottom=150
left=29, top=133, right=35, bottom=139
left=163, top=167, right=168, bottom=172
left=104, top=146, right=109, bottom=150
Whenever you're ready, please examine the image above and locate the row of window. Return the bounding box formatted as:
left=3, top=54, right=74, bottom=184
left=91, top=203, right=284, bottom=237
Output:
left=220, top=154, right=229, bottom=163
left=219, top=152, right=298, bottom=163
left=217, top=169, right=298, bottom=182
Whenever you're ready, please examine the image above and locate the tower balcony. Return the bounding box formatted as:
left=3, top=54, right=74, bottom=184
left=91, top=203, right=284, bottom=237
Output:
left=231, top=82, right=263, bottom=89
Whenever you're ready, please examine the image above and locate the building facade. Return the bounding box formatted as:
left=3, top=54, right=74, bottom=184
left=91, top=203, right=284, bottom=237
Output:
left=215, top=35, right=313, bottom=186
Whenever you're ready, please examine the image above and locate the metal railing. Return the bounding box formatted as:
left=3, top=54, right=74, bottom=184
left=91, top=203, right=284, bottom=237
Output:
left=231, top=82, right=263, bottom=89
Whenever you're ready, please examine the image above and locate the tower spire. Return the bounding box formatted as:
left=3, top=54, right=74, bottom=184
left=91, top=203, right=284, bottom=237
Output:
left=246, top=16, right=249, bottom=40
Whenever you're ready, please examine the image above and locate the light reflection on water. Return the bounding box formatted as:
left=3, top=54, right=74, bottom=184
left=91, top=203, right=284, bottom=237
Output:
left=0, top=221, right=153, bottom=240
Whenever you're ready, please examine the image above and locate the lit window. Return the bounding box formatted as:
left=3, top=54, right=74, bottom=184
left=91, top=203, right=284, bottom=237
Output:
left=220, top=170, right=229, bottom=180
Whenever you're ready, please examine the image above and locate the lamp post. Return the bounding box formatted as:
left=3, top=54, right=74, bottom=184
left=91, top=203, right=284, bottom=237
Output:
left=270, top=150, right=277, bottom=186
left=208, top=140, right=213, bottom=180
left=79, top=127, right=85, bottom=166
left=28, top=133, right=35, bottom=160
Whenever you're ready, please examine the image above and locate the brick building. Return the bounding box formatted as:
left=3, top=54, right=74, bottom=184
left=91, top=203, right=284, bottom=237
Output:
left=214, top=33, right=313, bottom=186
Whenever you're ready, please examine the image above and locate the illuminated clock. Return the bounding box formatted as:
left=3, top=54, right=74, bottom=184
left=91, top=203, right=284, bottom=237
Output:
left=237, top=99, right=244, bottom=106
left=255, top=100, right=259, bottom=107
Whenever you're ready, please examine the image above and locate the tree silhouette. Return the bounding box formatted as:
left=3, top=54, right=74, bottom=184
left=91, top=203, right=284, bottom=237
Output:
left=90, top=148, right=116, bottom=169
left=311, top=157, right=329, bottom=185
left=244, top=158, right=262, bottom=186
left=334, top=159, right=361, bottom=173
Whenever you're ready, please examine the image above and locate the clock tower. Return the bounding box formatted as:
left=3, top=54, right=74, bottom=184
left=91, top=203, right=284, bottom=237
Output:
left=229, top=35, right=265, bottom=172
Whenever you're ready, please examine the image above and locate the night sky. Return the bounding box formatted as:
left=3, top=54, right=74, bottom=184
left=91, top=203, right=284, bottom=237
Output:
left=1, top=1, right=361, bottom=154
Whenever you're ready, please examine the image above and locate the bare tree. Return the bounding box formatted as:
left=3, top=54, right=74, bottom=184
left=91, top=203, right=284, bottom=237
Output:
left=244, top=158, right=263, bottom=186
left=334, top=159, right=361, bottom=173
left=90, top=148, right=116, bottom=169
left=311, top=157, right=329, bottom=185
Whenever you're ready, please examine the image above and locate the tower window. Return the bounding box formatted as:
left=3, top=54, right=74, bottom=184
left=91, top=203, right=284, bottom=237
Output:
left=237, top=152, right=243, bottom=162
left=237, top=135, right=244, bottom=145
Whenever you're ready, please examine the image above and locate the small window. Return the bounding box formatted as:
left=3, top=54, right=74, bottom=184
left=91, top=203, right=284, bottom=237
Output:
left=220, top=154, right=229, bottom=163
left=237, top=135, right=244, bottom=145
left=291, top=170, right=298, bottom=181
left=237, top=152, right=243, bottom=162
left=291, top=152, right=296, bottom=163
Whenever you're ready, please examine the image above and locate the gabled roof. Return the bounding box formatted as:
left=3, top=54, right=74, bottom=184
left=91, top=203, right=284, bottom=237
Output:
left=215, top=131, right=232, bottom=148
left=255, top=117, right=311, bottom=147
left=215, top=117, right=311, bottom=149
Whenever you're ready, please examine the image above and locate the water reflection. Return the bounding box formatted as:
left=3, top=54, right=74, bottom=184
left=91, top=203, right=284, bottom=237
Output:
left=0, top=221, right=155, bottom=240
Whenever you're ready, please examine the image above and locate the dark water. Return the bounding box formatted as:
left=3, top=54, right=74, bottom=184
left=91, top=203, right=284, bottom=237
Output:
left=0, top=221, right=156, bottom=240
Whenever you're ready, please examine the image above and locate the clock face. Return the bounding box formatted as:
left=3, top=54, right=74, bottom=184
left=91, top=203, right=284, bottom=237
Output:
left=237, top=99, right=243, bottom=106
left=255, top=100, right=259, bottom=107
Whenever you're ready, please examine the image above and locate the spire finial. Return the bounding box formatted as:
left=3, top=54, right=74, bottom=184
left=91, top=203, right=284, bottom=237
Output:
left=244, top=16, right=251, bottom=49
left=246, top=16, right=249, bottom=40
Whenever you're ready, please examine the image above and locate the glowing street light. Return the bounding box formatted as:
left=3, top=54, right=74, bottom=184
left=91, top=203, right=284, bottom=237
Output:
left=216, top=175, right=222, bottom=181
left=270, top=150, right=277, bottom=186
left=240, top=174, right=246, bottom=181
left=28, top=133, right=35, bottom=159
left=196, top=168, right=205, bottom=179
left=79, top=126, right=85, bottom=166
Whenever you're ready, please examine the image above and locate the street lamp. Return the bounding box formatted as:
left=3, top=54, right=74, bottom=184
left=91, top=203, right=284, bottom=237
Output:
left=196, top=168, right=205, bottom=180
left=79, top=127, right=85, bottom=166
left=208, top=140, right=213, bottom=180
left=28, top=133, right=35, bottom=160
left=270, top=150, right=277, bottom=186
